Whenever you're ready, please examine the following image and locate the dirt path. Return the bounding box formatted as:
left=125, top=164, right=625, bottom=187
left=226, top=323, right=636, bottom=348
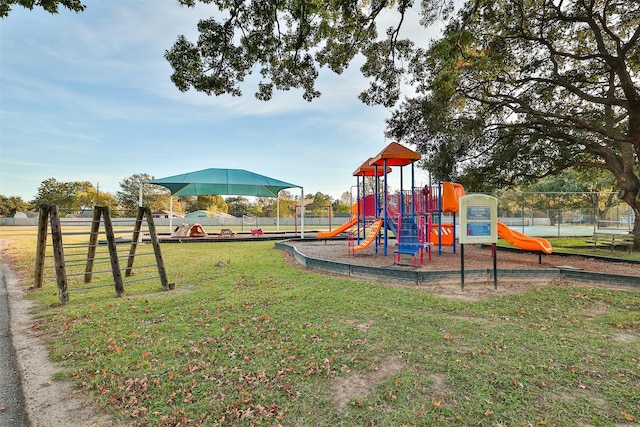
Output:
left=0, top=244, right=27, bottom=426
left=1, top=241, right=124, bottom=427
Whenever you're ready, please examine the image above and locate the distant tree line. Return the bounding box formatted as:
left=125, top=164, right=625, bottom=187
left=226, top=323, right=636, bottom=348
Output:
left=2, top=168, right=621, bottom=220
left=0, top=173, right=352, bottom=218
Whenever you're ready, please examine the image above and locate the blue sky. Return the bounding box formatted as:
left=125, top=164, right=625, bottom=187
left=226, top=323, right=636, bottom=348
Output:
left=1, top=0, right=436, bottom=202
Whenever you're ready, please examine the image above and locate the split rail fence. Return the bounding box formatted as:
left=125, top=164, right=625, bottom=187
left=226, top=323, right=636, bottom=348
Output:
left=34, top=205, right=172, bottom=304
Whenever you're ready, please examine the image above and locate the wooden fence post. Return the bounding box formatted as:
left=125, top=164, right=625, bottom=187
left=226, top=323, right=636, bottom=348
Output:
left=101, top=206, right=125, bottom=297
left=84, top=207, right=102, bottom=283
left=34, top=205, right=51, bottom=289
left=49, top=205, right=69, bottom=304
left=125, top=208, right=145, bottom=277
left=143, top=207, right=171, bottom=290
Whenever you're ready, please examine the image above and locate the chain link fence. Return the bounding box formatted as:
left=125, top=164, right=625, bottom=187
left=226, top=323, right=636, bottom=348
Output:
left=496, top=191, right=635, bottom=236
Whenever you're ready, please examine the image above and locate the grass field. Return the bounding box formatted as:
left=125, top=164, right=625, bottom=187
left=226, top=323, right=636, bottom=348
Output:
left=1, top=227, right=639, bottom=426
left=499, top=236, right=640, bottom=262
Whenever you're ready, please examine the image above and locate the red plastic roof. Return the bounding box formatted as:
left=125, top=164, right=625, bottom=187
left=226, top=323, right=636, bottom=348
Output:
left=369, top=141, right=421, bottom=167
left=352, top=158, right=393, bottom=176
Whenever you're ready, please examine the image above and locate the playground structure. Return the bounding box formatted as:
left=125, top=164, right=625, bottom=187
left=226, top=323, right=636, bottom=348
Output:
left=171, top=223, right=208, bottom=238
left=318, top=141, right=552, bottom=263
left=348, top=142, right=463, bottom=264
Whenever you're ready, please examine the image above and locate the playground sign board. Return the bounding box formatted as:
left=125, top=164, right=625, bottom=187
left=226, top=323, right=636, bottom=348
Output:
left=459, top=194, right=498, bottom=244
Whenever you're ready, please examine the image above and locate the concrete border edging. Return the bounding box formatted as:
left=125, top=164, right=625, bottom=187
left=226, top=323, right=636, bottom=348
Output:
left=275, top=241, right=640, bottom=289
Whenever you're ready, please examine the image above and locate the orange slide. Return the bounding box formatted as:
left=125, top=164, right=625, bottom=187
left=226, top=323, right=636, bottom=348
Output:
left=497, top=222, right=553, bottom=254
left=351, top=219, right=384, bottom=252
left=442, top=182, right=465, bottom=212
left=317, top=216, right=358, bottom=238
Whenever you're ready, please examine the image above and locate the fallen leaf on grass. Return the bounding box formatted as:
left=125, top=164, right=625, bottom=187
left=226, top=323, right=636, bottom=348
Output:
left=621, top=412, right=635, bottom=421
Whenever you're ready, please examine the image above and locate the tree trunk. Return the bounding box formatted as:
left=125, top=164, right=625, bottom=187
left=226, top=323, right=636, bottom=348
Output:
left=614, top=140, right=640, bottom=249
left=633, top=203, right=640, bottom=251
left=620, top=192, right=640, bottom=250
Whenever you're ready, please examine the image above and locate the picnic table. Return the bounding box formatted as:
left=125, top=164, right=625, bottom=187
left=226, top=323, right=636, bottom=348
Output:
left=586, top=232, right=635, bottom=254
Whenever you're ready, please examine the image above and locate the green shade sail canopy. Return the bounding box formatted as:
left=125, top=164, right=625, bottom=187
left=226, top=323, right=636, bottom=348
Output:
left=148, top=168, right=300, bottom=197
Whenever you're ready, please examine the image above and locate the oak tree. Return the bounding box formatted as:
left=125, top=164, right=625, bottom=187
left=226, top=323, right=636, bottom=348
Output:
left=0, top=0, right=86, bottom=18
left=165, top=0, right=640, bottom=246
left=386, top=0, right=640, bottom=245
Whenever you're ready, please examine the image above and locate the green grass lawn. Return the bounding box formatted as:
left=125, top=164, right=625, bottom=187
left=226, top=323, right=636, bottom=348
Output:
left=1, top=228, right=639, bottom=426
left=513, top=236, right=640, bottom=262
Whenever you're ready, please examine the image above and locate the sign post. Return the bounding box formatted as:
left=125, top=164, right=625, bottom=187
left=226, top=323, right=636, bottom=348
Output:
left=459, top=194, right=498, bottom=291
